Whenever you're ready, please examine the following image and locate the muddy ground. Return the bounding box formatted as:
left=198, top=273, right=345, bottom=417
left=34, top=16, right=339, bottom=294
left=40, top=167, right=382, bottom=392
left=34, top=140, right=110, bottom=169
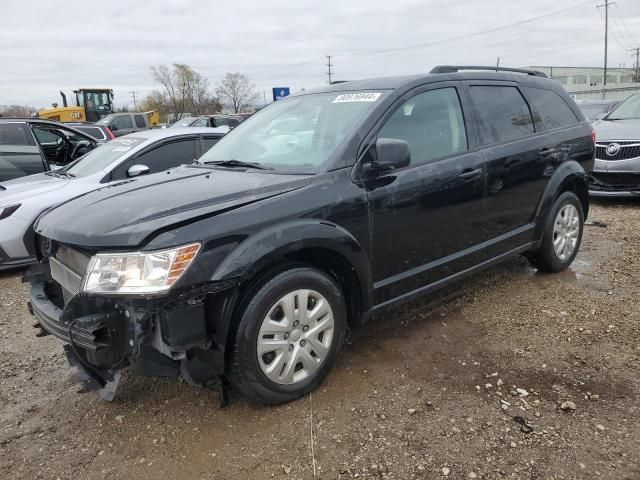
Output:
left=1, top=199, right=639, bottom=480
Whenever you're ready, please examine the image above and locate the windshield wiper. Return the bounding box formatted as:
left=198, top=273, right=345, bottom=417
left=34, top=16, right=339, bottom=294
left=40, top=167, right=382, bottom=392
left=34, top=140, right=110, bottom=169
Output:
left=201, top=159, right=273, bottom=170
left=45, top=170, right=75, bottom=178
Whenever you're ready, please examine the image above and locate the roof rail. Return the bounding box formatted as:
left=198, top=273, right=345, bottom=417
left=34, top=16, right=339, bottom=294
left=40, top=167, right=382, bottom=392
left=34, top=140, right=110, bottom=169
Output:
left=430, top=65, right=548, bottom=78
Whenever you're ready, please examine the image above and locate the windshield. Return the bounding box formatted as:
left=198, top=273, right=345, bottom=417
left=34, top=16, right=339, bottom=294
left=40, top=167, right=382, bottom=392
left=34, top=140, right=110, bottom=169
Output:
left=171, top=117, right=197, bottom=128
left=198, top=91, right=387, bottom=173
left=579, top=103, right=612, bottom=121
left=607, top=94, right=640, bottom=120
left=63, top=137, right=145, bottom=177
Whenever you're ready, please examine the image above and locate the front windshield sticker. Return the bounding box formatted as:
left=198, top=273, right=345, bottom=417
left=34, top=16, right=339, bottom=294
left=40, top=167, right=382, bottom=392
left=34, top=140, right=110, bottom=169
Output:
left=333, top=92, right=381, bottom=103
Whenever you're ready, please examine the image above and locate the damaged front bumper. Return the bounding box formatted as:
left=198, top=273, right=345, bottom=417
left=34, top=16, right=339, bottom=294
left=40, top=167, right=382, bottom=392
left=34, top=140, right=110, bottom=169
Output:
left=27, top=266, right=236, bottom=402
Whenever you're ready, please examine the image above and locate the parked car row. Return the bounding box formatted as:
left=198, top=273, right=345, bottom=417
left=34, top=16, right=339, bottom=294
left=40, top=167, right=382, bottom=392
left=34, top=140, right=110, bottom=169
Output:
left=0, top=127, right=227, bottom=270
left=16, top=66, right=599, bottom=405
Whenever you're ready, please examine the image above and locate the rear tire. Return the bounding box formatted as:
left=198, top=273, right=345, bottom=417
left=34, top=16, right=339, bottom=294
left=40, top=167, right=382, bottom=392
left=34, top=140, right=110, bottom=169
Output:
left=528, top=191, right=584, bottom=273
left=229, top=266, right=347, bottom=405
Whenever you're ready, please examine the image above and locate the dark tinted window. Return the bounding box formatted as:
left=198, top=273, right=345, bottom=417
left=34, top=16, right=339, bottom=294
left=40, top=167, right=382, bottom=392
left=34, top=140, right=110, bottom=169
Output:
left=213, top=118, right=230, bottom=127
left=525, top=87, right=578, bottom=130
left=135, top=138, right=197, bottom=173
left=134, top=115, right=147, bottom=128
left=75, top=126, right=105, bottom=140
left=33, top=128, right=61, bottom=144
left=201, top=135, right=221, bottom=154
left=378, top=87, right=468, bottom=165
left=0, top=123, right=35, bottom=146
left=470, top=86, right=534, bottom=145
left=112, top=115, right=133, bottom=130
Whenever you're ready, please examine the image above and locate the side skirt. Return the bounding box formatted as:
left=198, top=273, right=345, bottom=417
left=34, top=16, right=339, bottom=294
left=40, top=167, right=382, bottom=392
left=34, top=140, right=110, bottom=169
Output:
left=369, top=242, right=535, bottom=314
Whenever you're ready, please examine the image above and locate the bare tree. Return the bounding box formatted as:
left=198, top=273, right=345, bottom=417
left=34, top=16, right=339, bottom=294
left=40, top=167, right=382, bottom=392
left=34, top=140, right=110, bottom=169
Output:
left=0, top=104, right=37, bottom=117
left=150, top=63, right=219, bottom=119
left=216, top=73, right=257, bottom=113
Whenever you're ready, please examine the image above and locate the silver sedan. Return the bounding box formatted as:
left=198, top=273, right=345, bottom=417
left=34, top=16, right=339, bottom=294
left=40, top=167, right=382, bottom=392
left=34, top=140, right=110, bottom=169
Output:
left=0, top=127, right=227, bottom=270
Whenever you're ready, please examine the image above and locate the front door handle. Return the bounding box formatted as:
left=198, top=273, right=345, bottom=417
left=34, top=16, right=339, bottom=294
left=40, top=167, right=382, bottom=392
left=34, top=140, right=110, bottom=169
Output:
left=458, top=168, right=482, bottom=180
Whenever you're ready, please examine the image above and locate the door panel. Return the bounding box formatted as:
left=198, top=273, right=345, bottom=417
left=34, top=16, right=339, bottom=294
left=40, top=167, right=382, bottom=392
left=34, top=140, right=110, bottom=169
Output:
left=465, top=82, right=546, bottom=249
left=362, top=85, right=488, bottom=304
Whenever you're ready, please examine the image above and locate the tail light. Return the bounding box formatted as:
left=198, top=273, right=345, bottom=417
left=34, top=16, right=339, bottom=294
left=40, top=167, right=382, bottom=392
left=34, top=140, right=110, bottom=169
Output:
left=105, top=127, right=116, bottom=140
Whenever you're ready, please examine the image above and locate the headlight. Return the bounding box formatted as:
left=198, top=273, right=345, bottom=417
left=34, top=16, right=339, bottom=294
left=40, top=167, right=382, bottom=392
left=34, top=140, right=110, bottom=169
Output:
left=0, top=204, right=20, bottom=220
left=83, top=243, right=201, bottom=295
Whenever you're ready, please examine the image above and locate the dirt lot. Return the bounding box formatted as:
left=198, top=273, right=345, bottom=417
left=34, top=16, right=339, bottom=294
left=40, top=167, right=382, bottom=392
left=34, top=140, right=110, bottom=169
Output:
left=1, top=199, right=639, bottom=480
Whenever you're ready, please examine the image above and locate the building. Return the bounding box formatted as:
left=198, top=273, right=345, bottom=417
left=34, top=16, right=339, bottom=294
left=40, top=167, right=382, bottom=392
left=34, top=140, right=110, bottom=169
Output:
left=524, top=66, right=640, bottom=101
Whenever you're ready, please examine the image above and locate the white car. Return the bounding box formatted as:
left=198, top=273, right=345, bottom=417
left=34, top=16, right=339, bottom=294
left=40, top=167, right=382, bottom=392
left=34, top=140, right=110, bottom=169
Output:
left=0, top=127, right=227, bottom=270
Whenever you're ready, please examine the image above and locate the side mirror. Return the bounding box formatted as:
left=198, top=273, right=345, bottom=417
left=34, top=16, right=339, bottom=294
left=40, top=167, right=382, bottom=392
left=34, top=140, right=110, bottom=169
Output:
left=127, top=164, right=150, bottom=178
left=371, top=138, right=411, bottom=171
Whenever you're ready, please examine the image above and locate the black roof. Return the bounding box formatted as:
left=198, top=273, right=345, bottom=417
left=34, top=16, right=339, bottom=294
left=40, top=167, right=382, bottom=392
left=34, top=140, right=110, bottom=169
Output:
left=295, top=66, right=558, bottom=97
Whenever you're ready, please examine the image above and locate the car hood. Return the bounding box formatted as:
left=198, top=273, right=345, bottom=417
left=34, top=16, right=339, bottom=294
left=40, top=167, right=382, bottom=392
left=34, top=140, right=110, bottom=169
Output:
left=35, top=165, right=312, bottom=248
left=0, top=173, right=72, bottom=206
left=594, top=119, right=640, bottom=142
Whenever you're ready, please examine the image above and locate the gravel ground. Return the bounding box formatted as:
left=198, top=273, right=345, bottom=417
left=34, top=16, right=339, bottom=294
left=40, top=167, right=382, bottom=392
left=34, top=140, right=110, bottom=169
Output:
left=1, top=199, right=639, bottom=480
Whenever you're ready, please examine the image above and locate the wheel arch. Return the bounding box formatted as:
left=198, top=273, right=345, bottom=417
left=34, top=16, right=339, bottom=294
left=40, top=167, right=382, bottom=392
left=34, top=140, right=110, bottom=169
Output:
left=534, top=161, right=589, bottom=240
left=205, top=220, right=373, bottom=366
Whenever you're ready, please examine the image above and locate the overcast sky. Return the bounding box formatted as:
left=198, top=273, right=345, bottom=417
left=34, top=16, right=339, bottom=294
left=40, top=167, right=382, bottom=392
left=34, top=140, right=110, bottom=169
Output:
left=2, top=0, right=640, bottom=109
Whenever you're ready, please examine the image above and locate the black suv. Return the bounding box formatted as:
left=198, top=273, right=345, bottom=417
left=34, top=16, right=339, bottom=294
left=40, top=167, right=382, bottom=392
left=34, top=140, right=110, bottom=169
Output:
left=27, top=66, right=595, bottom=405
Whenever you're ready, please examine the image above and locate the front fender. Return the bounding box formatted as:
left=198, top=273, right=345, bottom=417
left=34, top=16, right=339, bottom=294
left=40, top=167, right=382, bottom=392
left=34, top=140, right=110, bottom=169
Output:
left=533, top=160, right=588, bottom=239
left=211, top=219, right=372, bottom=303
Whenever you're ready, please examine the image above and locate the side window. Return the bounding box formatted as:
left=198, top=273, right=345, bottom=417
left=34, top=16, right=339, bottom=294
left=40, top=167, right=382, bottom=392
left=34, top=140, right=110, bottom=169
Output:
left=201, top=136, right=221, bottom=154
left=524, top=87, right=579, bottom=130
left=193, top=118, right=208, bottom=127
left=377, top=87, right=468, bottom=165
left=134, top=115, right=147, bottom=128
left=135, top=139, right=197, bottom=173
left=32, top=128, right=60, bottom=144
left=469, top=86, right=535, bottom=145
left=0, top=123, right=35, bottom=146
left=112, top=115, right=133, bottom=130
left=228, top=118, right=240, bottom=127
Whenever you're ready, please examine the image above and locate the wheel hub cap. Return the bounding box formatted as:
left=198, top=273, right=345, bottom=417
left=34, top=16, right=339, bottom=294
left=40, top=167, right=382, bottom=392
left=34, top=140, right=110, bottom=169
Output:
left=552, top=204, right=580, bottom=261
left=257, top=289, right=335, bottom=385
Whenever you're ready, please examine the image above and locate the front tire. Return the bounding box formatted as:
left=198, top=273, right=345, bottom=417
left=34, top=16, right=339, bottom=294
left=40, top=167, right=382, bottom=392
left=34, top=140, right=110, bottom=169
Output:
left=229, top=267, right=347, bottom=405
left=529, top=191, right=584, bottom=273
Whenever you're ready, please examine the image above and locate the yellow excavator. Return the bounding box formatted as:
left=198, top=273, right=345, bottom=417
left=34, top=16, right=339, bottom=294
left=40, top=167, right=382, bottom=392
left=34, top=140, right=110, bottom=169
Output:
left=38, top=89, right=160, bottom=126
left=39, top=89, right=115, bottom=123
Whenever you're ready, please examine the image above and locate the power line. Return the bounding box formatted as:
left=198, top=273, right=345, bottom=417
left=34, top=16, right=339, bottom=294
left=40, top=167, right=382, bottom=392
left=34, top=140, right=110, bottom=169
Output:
left=613, top=3, right=639, bottom=45
left=333, top=1, right=593, bottom=58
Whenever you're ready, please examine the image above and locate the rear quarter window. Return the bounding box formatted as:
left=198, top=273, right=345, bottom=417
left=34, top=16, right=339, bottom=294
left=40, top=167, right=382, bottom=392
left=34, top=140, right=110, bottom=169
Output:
left=134, top=115, right=147, bottom=128
left=524, top=87, right=579, bottom=130
left=469, top=85, right=535, bottom=145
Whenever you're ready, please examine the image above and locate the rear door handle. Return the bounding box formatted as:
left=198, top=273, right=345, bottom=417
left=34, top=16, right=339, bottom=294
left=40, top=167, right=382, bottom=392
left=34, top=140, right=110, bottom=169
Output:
left=458, top=168, right=483, bottom=180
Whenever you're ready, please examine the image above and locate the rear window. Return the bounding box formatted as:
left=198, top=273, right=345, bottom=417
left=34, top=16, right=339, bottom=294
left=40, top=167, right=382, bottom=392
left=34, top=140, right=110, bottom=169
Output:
left=469, top=86, right=535, bottom=145
left=0, top=123, right=35, bottom=146
left=524, top=87, right=579, bottom=130
left=74, top=126, right=105, bottom=141
left=134, top=115, right=147, bottom=128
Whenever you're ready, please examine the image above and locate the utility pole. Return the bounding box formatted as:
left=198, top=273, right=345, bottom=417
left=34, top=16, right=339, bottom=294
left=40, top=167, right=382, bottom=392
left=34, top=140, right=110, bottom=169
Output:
left=326, top=55, right=333, bottom=84
left=632, top=47, right=640, bottom=83
left=496, top=57, right=500, bottom=71
left=597, top=1, right=615, bottom=98
left=130, top=91, right=137, bottom=110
